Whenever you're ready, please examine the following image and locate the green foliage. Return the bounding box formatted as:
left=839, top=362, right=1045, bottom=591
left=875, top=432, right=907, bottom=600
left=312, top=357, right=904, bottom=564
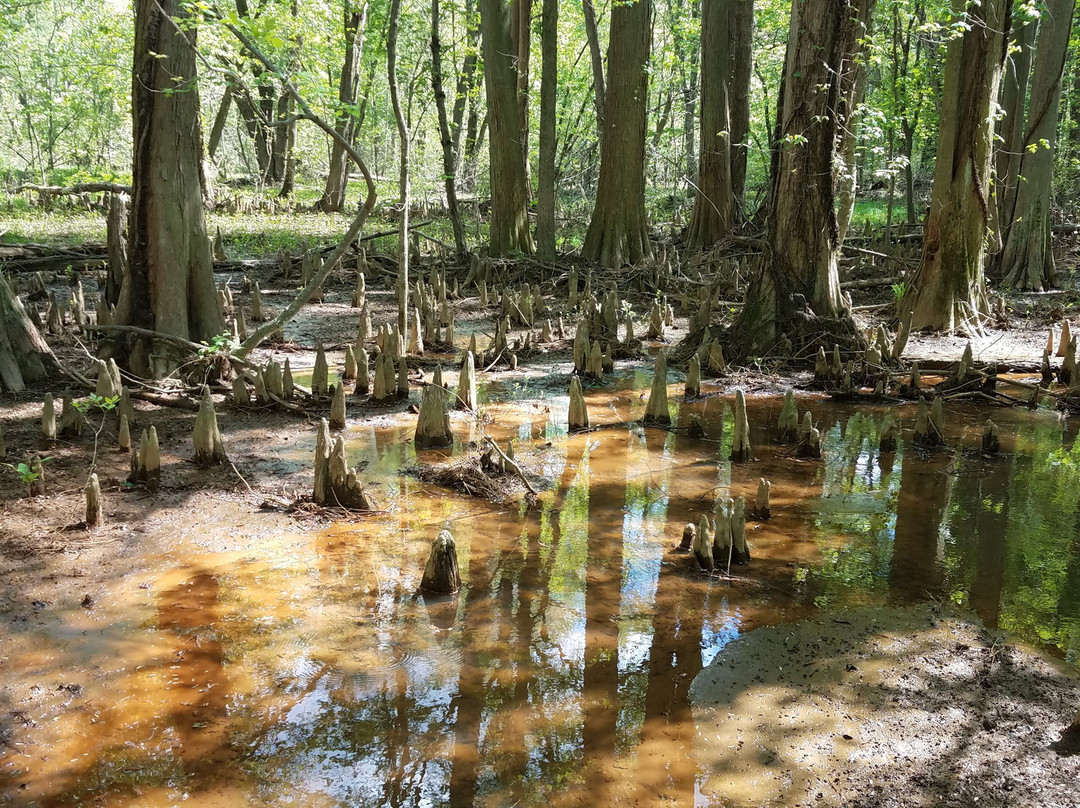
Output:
left=73, top=394, right=119, bottom=415
left=2, top=457, right=51, bottom=486
left=198, top=332, right=240, bottom=357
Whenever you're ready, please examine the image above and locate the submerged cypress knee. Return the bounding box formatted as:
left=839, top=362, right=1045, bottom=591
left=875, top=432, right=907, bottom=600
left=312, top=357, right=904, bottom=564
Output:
left=693, top=515, right=714, bottom=572
left=730, top=390, right=751, bottom=462
left=777, top=389, right=798, bottom=441
left=312, top=343, right=329, bottom=399
left=457, top=351, right=477, bottom=410
left=754, top=478, right=771, bottom=520
left=420, top=530, right=461, bottom=594
left=568, top=376, right=590, bottom=432
left=643, top=351, right=671, bottom=425
left=329, top=382, right=347, bottom=430
left=982, top=419, right=1000, bottom=454
left=415, top=378, right=453, bottom=448
left=731, top=497, right=750, bottom=565
left=685, top=355, right=701, bottom=398
left=679, top=522, right=695, bottom=552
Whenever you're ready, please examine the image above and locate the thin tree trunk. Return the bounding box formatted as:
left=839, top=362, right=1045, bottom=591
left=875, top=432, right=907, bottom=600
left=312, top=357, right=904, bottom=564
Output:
left=431, top=0, right=468, bottom=254
left=902, top=0, right=1008, bottom=331
left=834, top=1, right=875, bottom=242
left=388, top=0, right=410, bottom=335
left=582, top=0, right=606, bottom=133
left=583, top=0, right=653, bottom=267
left=451, top=0, right=481, bottom=165
left=728, top=0, right=753, bottom=208
left=207, top=86, right=232, bottom=161
left=318, top=3, right=369, bottom=213
left=119, top=0, right=222, bottom=377
left=997, top=0, right=1074, bottom=291
left=536, top=0, right=558, bottom=258
left=480, top=0, right=534, bottom=255
left=992, top=17, right=1035, bottom=251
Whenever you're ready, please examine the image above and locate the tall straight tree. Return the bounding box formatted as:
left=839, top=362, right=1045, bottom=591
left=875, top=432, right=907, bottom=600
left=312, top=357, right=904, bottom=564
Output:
left=728, top=0, right=753, bottom=208
left=431, top=0, right=468, bottom=254
left=388, top=0, right=410, bottom=334
left=479, top=0, right=534, bottom=255
left=992, top=16, right=1035, bottom=244
left=583, top=0, right=653, bottom=268
left=536, top=0, right=559, bottom=258
left=735, top=0, right=873, bottom=347
left=902, top=0, right=1008, bottom=330
left=687, top=0, right=735, bottom=249
left=318, top=1, right=369, bottom=213
left=117, top=0, right=222, bottom=377
left=996, top=0, right=1075, bottom=291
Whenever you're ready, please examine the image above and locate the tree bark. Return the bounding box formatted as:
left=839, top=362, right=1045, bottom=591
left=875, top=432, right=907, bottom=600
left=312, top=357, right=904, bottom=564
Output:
left=687, top=0, right=735, bottom=249
left=583, top=0, right=653, bottom=268
left=582, top=0, right=606, bottom=133
left=834, top=1, right=875, bottom=243
left=431, top=0, right=468, bottom=254
left=902, top=0, right=1008, bottom=331
left=451, top=0, right=480, bottom=154
left=996, top=0, right=1074, bottom=291
left=480, top=0, right=535, bottom=255
left=512, top=0, right=533, bottom=192
left=992, top=17, right=1035, bottom=243
left=388, top=0, right=410, bottom=335
left=728, top=0, right=753, bottom=209
left=536, top=0, right=559, bottom=258
left=206, top=86, right=233, bottom=161
left=118, top=0, right=223, bottom=378
left=0, top=273, right=54, bottom=392
left=736, top=0, right=873, bottom=347
left=318, top=2, right=368, bottom=213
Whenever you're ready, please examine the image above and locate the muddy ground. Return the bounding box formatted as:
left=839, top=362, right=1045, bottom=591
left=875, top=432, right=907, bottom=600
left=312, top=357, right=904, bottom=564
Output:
left=691, top=605, right=1080, bottom=808
left=2, top=253, right=1080, bottom=806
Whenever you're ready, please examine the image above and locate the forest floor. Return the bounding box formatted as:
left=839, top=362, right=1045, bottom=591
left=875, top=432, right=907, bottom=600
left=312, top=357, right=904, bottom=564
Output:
left=2, top=232, right=1080, bottom=805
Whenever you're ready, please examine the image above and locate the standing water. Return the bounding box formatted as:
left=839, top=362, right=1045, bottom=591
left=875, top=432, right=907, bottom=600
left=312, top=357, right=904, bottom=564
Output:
left=3, top=376, right=1080, bottom=806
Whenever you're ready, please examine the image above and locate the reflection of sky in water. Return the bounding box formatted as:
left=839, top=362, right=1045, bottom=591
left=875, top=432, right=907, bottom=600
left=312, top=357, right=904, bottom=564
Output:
left=24, top=392, right=1080, bottom=807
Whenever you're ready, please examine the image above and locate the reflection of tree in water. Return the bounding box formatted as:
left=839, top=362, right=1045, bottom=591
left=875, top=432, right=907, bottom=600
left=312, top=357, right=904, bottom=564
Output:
left=993, top=420, right=1080, bottom=663
left=805, top=413, right=903, bottom=606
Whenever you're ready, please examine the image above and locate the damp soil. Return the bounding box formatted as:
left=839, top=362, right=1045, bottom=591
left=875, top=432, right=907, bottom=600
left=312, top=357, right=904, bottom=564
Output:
left=3, top=264, right=1080, bottom=806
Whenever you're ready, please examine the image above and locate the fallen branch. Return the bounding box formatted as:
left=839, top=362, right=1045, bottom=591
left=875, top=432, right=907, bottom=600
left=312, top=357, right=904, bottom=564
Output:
left=484, top=436, right=538, bottom=496
left=14, top=182, right=132, bottom=197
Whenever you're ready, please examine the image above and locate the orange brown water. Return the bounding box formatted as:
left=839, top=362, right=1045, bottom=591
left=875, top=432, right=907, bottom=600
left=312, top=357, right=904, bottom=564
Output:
left=3, top=374, right=1079, bottom=806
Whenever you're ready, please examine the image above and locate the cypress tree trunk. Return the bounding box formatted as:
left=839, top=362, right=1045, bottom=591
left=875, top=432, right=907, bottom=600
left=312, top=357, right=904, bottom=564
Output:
left=479, top=0, right=534, bottom=255
left=996, top=0, right=1074, bottom=291
left=728, top=0, right=754, bottom=208
left=902, top=0, right=1008, bottom=330
left=687, top=0, right=735, bottom=249
left=734, top=0, right=873, bottom=349
left=583, top=0, right=653, bottom=268
left=118, top=0, right=223, bottom=378
left=0, top=273, right=54, bottom=392
left=318, top=3, right=368, bottom=213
